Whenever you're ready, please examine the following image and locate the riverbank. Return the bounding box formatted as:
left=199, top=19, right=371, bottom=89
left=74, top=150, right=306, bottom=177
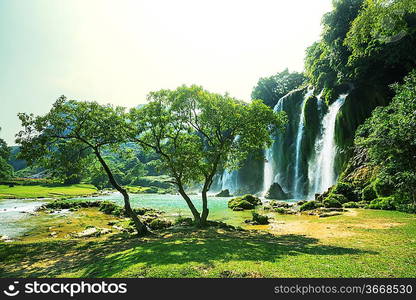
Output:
left=0, top=183, right=99, bottom=199
left=1, top=207, right=415, bottom=278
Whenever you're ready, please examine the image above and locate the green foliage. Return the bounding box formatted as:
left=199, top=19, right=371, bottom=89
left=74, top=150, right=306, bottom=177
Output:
left=361, top=184, right=377, bottom=201
left=323, top=195, right=344, bottom=208
left=345, top=0, right=416, bottom=82
left=343, top=201, right=360, bottom=208
left=251, top=69, right=306, bottom=107
left=368, top=197, right=396, bottom=210
left=355, top=70, right=416, bottom=206
left=228, top=194, right=261, bottom=210
left=0, top=128, right=13, bottom=180
left=299, top=200, right=320, bottom=211
left=251, top=212, right=269, bottom=225
left=331, top=182, right=357, bottom=202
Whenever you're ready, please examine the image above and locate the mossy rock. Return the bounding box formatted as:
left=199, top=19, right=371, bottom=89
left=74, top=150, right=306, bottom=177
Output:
left=251, top=212, right=269, bottom=225
left=323, top=193, right=347, bottom=208
left=215, top=189, right=231, bottom=197
left=148, top=218, right=172, bottom=230
left=299, top=200, right=320, bottom=211
left=228, top=194, right=261, bottom=210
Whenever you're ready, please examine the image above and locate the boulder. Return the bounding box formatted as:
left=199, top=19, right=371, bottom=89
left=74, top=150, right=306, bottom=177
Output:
left=265, top=183, right=290, bottom=200
left=215, top=189, right=231, bottom=197
left=228, top=194, right=262, bottom=210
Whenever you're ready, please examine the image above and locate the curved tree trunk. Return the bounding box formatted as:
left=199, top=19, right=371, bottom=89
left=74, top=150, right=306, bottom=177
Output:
left=94, top=149, right=148, bottom=236
left=178, top=186, right=201, bottom=225
left=201, top=189, right=209, bottom=227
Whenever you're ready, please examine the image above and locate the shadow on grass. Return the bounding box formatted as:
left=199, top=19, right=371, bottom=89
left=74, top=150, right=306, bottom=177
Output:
left=0, top=230, right=377, bottom=278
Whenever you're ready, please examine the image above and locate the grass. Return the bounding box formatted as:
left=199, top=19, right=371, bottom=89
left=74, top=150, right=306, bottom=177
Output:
left=0, top=208, right=415, bottom=278
left=0, top=184, right=98, bottom=199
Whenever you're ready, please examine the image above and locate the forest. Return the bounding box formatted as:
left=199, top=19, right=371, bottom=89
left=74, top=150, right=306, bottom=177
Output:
left=0, top=0, right=415, bottom=279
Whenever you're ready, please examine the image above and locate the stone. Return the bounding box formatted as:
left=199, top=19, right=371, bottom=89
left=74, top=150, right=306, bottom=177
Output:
left=76, top=227, right=100, bottom=238
left=215, top=189, right=231, bottom=197
left=265, top=182, right=290, bottom=200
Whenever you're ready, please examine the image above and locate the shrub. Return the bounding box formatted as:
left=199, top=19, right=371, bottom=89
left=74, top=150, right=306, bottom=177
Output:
left=361, top=184, right=377, bottom=201
left=323, top=197, right=343, bottom=208
left=368, top=197, right=396, bottom=210
left=373, top=178, right=393, bottom=197
left=343, top=201, right=359, bottom=208
left=332, top=182, right=357, bottom=202
left=251, top=212, right=269, bottom=225
left=299, top=200, right=319, bottom=211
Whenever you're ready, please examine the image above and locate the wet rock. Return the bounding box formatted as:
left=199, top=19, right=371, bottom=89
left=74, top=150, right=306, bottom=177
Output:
left=215, top=189, right=232, bottom=197
left=265, top=183, right=291, bottom=200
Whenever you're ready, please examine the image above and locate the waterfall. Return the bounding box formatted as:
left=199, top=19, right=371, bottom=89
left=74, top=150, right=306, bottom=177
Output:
left=292, top=89, right=314, bottom=198
left=262, top=147, right=274, bottom=196
left=221, top=170, right=238, bottom=193
left=308, top=94, right=347, bottom=197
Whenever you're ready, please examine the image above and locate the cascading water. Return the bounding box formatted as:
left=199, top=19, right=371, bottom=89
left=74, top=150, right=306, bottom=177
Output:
left=308, top=94, right=347, bottom=198
left=221, top=170, right=238, bottom=193
left=292, top=89, right=314, bottom=198
left=262, top=147, right=274, bottom=196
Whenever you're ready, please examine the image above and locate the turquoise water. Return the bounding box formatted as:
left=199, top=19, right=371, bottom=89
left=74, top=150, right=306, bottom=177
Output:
left=77, top=193, right=256, bottom=226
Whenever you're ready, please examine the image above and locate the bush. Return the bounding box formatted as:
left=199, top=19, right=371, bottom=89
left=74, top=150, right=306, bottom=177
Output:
left=396, top=203, right=416, bottom=214
left=332, top=182, right=357, bottom=202
left=361, top=184, right=377, bottom=201
left=299, top=200, right=319, bottom=211
left=368, top=197, right=396, bottom=210
left=373, top=179, right=393, bottom=197
left=323, top=197, right=343, bottom=208
left=251, top=212, right=269, bottom=225
left=343, top=201, right=359, bottom=208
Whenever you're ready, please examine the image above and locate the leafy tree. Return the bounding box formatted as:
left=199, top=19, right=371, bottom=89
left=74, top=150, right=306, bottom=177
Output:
left=345, top=0, right=416, bottom=83
left=355, top=69, right=416, bottom=205
left=16, top=96, right=149, bottom=236
left=130, top=85, right=286, bottom=226
left=0, top=127, right=13, bottom=180
left=251, top=69, right=306, bottom=108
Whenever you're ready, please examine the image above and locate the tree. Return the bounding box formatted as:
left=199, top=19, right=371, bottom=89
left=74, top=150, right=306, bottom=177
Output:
left=251, top=69, right=306, bottom=108
left=16, top=96, right=149, bottom=236
left=130, top=85, right=286, bottom=226
left=0, top=127, right=13, bottom=180
left=345, top=0, right=416, bottom=83
left=355, top=69, right=416, bottom=205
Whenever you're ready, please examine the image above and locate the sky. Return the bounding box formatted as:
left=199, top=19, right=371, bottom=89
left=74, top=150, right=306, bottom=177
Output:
left=0, top=0, right=333, bottom=145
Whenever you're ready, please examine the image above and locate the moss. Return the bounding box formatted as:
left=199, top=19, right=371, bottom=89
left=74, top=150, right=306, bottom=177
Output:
left=148, top=219, right=172, bottom=230
left=324, top=193, right=349, bottom=205
left=323, top=197, right=343, bottom=208
left=343, top=201, right=359, bottom=208
left=299, top=200, right=320, bottom=211
left=251, top=212, right=269, bottom=225
left=228, top=194, right=261, bottom=210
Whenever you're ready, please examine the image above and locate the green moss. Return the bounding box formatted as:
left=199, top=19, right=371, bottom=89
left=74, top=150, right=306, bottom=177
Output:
left=323, top=197, right=343, bottom=208
left=148, top=219, right=172, bottom=230
left=251, top=212, right=269, bottom=225
left=228, top=194, right=261, bottom=210
left=299, top=200, right=319, bottom=211
left=331, top=182, right=357, bottom=202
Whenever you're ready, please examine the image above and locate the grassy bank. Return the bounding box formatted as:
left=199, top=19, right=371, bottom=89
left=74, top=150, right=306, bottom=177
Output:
left=1, top=208, right=415, bottom=278
left=0, top=184, right=98, bottom=199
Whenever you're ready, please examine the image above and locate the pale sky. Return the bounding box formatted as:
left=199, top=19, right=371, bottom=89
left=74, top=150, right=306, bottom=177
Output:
left=0, top=0, right=333, bottom=145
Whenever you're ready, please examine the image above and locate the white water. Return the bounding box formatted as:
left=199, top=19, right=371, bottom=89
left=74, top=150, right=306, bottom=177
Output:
left=308, top=94, right=347, bottom=198
left=262, top=147, right=274, bottom=196
left=292, top=89, right=314, bottom=198
left=221, top=170, right=238, bottom=193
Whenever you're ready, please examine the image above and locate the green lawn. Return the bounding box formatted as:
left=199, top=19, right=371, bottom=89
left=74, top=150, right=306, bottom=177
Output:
left=0, top=184, right=98, bottom=199
left=0, top=209, right=415, bottom=278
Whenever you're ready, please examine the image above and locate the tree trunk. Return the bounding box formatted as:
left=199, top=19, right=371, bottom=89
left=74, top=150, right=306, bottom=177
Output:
left=94, top=149, right=148, bottom=236
left=201, top=188, right=209, bottom=227
left=178, top=186, right=201, bottom=225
